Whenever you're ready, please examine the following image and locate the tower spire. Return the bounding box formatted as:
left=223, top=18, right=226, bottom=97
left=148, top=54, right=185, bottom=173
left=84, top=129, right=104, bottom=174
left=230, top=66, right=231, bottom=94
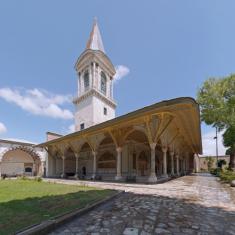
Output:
left=86, top=18, right=105, bottom=53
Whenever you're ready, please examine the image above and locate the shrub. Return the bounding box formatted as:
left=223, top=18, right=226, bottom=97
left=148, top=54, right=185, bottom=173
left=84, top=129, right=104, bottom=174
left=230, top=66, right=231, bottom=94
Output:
left=34, top=177, right=42, bottom=182
left=219, top=170, right=235, bottom=183
left=18, top=175, right=28, bottom=180
left=1, top=174, right=7, bottom=180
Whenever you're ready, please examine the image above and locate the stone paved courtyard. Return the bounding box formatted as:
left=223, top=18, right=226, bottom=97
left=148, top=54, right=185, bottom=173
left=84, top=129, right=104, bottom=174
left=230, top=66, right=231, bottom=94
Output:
left=49, top=174, right=235, bottom=235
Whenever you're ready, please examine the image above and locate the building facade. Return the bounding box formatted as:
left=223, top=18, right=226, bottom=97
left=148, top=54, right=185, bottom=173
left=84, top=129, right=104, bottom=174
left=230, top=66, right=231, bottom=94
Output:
left=0, top=139, right=46, bottom=177
left=199, top=155, right=230, bottom=171
left=38, top=20, right=202, bottom=183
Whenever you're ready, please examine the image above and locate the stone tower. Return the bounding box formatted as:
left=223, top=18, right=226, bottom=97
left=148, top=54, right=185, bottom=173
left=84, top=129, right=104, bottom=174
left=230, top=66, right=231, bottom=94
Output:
left=73, top=19, right=116, bottom=131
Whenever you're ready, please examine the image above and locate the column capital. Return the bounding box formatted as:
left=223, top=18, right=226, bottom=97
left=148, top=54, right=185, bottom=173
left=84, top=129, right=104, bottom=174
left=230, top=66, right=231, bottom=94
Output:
left=61, top=155, right=66, bottom=160
left=92, top=151, right=97, bottom=156
left=150, top=142, right=156, bottom=150
left=162, top=146, right=167, bottom=153
left=75, top=153, right=79, bottom=158
left=116, top=147, right=122, bottom=153
left=170, top=151, right=174, bottom=156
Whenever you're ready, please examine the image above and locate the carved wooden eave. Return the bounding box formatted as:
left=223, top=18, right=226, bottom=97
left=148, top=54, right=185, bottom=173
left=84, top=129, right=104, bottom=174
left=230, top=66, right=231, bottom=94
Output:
left=36, top=97, right=202, bottom=155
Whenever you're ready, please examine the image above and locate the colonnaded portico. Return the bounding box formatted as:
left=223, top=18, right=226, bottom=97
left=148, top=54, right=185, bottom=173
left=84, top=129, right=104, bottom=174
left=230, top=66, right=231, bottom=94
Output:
left=37, top=20, right=202, bottom=183
left=38, top=97, right=202, bottom=183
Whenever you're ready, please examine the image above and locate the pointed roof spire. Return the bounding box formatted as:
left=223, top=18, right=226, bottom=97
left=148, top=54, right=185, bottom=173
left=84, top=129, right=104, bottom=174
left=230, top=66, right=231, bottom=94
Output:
left=86, top=18, right=105, bottom=53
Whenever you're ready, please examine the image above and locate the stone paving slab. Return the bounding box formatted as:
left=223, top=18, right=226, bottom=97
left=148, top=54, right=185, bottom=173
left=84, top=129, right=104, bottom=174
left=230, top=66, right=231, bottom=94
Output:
left=48, top=174, right=235, bottom=235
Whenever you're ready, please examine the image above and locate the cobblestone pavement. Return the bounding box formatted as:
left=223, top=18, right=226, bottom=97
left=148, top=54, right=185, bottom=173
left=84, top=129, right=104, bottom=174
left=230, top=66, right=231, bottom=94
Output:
left=49, top=174, right=235, bottom=235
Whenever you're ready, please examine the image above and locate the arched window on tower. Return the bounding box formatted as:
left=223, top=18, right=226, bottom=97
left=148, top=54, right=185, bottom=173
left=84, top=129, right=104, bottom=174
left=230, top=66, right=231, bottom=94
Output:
left=100, top=71, right=107, bottom=95
left=84, top=70, right=89, bottom=91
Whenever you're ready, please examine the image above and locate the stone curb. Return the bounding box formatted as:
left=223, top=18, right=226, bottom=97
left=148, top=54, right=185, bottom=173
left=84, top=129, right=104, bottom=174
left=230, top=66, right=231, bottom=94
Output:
left=16, top=190, right=124, bottom=235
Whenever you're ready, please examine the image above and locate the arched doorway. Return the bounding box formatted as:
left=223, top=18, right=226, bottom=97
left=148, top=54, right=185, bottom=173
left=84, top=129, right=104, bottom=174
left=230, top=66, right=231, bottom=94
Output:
left=82, top=166, right=86, bottom=177
left=77, top=142, right=93, bottom=179
left=124, top=129, right=150, bottom=178
left=97, top=135, right=116, bottom=180
left=1, top=147, right=40, bottom=176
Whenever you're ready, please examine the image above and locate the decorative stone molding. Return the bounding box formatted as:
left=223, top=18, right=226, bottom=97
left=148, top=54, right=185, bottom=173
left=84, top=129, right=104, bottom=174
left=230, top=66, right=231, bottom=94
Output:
left=73, top=88, right=116, bottom=108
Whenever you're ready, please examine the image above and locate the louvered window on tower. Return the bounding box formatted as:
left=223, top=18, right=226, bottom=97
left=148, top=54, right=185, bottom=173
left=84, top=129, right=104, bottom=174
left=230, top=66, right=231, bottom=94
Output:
left=84, top=71, right=89, bottom=91
left=101, top=72, right=107, bottom=95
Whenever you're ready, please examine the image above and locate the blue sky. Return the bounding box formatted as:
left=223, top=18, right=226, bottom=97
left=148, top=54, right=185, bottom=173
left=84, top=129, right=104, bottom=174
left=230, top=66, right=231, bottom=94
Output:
left=0, top=0, right=235, bottom=155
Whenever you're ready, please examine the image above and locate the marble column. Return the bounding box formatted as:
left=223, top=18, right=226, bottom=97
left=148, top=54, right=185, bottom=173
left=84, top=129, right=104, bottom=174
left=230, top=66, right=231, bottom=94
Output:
left=148, top=143, right=157, bottom=183
left=92, top=151, right=97, bottom=179
left=162, top=147, right=168, bottom=178
left=194, top=153, right=199, bottom=173
left=75, top=153, right=79, bottom=179
left=115, top=147, right=123, bottom=181
left=41, top=161, right=46, bottom=177
left=176, top=154, right=180, bottom=176
left=185, top=153, right=189, bottom=174
left=32, top=162, right=36, bottom=176
left=183, top=157, right=186, bottom=175
left=61, top=155, right=66, bottom=178
left=170, top=151, right=175, bottom=176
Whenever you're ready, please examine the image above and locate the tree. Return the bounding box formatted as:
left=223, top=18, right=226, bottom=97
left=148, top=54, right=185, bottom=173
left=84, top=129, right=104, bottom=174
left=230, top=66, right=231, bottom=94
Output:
left=205, top=156, right=214, bottom=171
left=223, top=126, right=235, bottom=169
left=197, top=75, right=235, bottom=129
left=217, top=159, right=226, bottom=169
left=197, top=75, right=235, bottom=169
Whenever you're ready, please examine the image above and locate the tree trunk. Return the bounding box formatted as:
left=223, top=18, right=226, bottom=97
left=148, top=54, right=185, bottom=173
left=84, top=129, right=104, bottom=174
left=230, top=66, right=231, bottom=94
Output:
left=229, top=153, right=235, bottom=170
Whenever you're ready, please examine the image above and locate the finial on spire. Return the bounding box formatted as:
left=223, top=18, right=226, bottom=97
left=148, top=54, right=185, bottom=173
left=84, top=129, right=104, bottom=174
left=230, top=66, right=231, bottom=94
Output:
left=86, top=18, right=105, bottom=53
left=93, top=16, right=98, bottom=24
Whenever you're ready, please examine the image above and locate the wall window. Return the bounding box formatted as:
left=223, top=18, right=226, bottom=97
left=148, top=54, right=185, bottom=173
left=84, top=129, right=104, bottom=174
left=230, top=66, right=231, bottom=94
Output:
left=25, top=167, right=32, bottom=173
left=104, top=107, right=107, bottom=115
left=80, top=123, right=85, bottom=130
left=84, top=71, right=89, bottom=91
left=100, top=71, right=107, bottom=95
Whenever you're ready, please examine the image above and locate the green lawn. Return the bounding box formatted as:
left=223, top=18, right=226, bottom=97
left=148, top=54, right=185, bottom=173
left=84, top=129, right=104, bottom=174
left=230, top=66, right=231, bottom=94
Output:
left=0, top=179, right=115, bottom=235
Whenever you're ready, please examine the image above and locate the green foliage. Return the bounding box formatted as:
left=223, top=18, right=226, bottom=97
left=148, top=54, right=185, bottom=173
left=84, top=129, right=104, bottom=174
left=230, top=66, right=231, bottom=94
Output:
left=18, top=175, right=27, bottom=180
left=217, top=159, right=226, bottom=169
left=210, top=168, right=221, bottom=176
left=0, top=180, right=115, bottom=235
left=197, top=75, right=235, bottom=129
left=219, top=170, right=235, bottom=183
left=197, top=75, right=235, bottom=169
left=34, top=177, right=42, bottom=182
left=205, top=157, right=214, bottom=171
left=223, top=126, right=235, bottom=150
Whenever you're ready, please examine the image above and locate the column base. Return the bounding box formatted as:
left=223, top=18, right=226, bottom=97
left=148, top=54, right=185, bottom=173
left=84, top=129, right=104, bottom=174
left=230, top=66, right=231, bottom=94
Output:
left=61, top=173, right=66, bottom=178
left=147, top=173, right=158, bottom=183
left=74, top=173, right=79, bottom=179
left=162, top=174, right=168, bottom=178
left=115, top=175, right=124, bottom=181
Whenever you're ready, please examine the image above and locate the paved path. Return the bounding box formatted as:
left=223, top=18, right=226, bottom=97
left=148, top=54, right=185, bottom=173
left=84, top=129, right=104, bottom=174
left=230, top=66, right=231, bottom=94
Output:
left=49, top=174, right=235, bottom=235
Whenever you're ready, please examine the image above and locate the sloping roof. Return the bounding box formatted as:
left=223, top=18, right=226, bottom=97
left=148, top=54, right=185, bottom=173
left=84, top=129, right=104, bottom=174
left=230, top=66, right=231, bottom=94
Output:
left=37, top=97, right=202, bottom=154
left=86, top=18, right=105, bottom=53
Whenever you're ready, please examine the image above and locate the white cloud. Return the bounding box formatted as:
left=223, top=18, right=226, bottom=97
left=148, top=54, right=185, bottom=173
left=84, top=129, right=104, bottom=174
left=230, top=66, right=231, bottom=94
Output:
left=114, top=65, right=130, bottom=82
left=0, top=122, right=7, bottom=135
left=202, top=130, right=227, bottom=156
left=0, top=88, right=73, bottom=120
left=68, top=124, right=75, bottom=133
